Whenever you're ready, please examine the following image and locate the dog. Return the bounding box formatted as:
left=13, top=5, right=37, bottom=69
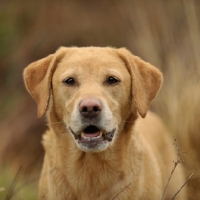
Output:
left=23, top=47, right=186, bottom=200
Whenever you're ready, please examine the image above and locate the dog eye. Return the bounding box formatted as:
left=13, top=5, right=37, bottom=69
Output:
left=106, top=76, right=119, bottom=85
left=63, top=78, right=76, bottom=86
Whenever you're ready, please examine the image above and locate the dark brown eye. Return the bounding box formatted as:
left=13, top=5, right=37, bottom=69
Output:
left=63, top=78, right=76, bottom=86
left=106, top=76, right=119, bottom=85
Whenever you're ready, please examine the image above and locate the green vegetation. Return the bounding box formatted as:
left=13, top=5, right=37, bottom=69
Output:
left=0, top=168, right=38, bottom=200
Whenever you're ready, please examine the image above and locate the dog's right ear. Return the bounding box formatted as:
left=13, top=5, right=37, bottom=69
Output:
left=23, top=49, right=65, bottom=118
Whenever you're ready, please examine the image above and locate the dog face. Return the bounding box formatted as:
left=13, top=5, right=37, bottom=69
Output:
left=23, top=47, right=162, bottom=152
left=51, top=48, right=132, bottom=151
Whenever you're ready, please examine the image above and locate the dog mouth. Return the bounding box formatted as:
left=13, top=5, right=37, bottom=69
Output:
left=69, top=125, right=115, bottom=143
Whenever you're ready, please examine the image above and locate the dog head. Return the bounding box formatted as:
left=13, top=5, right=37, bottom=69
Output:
left=23, top=47, right=162, bottom=152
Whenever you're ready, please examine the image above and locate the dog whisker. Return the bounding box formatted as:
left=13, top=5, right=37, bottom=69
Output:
left=45, top=121, right=64, bottom=126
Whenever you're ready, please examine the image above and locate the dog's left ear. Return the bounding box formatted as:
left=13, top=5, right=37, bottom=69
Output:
left=23, top=48, right=65, bottom=118
left=118, top=48, right=163, bottom=118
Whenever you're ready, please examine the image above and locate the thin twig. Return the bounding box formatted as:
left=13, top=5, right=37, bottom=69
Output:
left=5, top=167, right=22, bottom=200
left=171, top=166, right=199, bottom=200
left=161, top=162, right=178, bottom=200
left=12, top=175, right=40, bottom=196
left=112, top=183, right=131, bottom=200
left=161, top=139, right=186, bottom=200
left=4, top=167, right=40, bottom=200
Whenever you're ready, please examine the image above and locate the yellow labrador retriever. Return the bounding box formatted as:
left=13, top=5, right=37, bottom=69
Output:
left=23, top=47, right=186, bottom=200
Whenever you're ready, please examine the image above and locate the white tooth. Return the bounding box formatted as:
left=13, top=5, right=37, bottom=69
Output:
left=81, top=132, right=89, bottom=139
left=81, top=132, right=84, bottom=137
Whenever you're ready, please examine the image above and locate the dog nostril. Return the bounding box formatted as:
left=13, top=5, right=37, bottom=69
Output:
left=82, top=107, right=88, bottom=113
left=93, top=106, right=99, bottom=112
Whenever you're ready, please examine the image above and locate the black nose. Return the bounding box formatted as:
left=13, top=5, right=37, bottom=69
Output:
left=79, top=98, right=102, bottom=118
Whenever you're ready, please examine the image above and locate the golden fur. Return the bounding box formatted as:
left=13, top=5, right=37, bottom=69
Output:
left=23, top=47, right=186, bottom=200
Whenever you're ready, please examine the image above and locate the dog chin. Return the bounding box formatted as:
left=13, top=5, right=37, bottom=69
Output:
left=76, top=140, right=110, bottom=152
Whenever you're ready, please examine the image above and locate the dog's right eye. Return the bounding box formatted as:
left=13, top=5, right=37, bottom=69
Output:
left=63, top=78, right=76, bottom=86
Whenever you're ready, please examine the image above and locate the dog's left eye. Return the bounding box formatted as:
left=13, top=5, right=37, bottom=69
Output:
left=63, top=78, right=76, bottom=86
left=106, top=76, right=119, bottom=85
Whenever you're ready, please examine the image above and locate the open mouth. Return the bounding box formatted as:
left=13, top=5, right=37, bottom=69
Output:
left=69, top=125, right=115, bottom=143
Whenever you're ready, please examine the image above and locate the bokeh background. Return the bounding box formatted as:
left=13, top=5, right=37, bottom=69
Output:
left=0, top=0, right=200, bottom=199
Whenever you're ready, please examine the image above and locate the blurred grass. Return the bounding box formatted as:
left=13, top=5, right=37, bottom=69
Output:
left=0, top=0, right=200, bottom=199
left=0, top=168, right=38, bottom=200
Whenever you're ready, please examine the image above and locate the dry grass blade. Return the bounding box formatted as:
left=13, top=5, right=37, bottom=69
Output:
left=5, top=167, right=22, bottom=200
left=12, top=175, right=40, bottom=197
left=171, top=166, right=199, bottom=200
left=3, top=167, right=39, bottom=200
left=111, top=183, right=131, bottom=200
left=161, top=139, right=186, bottom=200
left=161, top=162, right=179, bottom=200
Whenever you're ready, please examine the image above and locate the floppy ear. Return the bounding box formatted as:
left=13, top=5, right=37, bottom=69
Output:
left=118, top=48, right=163, bottom=118
left=23, top=49, right=65, bottom=118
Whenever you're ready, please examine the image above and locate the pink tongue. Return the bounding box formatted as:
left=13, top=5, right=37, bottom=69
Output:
left=84, top=131, right=100, bottom=138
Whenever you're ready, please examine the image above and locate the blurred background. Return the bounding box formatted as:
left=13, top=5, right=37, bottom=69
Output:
left=0, top=0, right=200, bottom=199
